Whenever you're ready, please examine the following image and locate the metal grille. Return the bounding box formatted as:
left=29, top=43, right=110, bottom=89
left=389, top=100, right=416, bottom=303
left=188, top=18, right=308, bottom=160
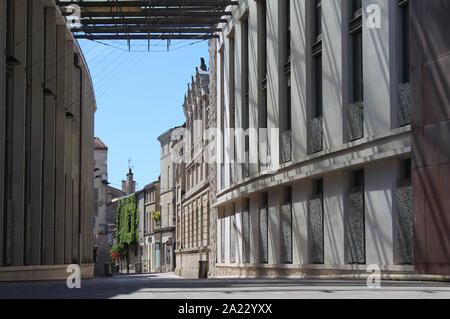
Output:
left=58, top=0, right=237, bottom=48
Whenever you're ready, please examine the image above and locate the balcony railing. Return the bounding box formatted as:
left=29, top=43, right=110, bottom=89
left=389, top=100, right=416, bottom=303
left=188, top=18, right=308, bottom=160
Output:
left=398, top=82, right=411, bottom=126
left=347, top=102, right=364, bottom=141
left=396, top=178, right=414, bottom=264
left=308, top=195, right=324, bottom=264
left=345, top=186, right=365, bottom=264
left=310, top=116, right=323, bottom=153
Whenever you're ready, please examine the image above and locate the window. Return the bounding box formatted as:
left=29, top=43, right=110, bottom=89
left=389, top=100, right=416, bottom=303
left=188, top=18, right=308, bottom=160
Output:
left=281, top=0, right=292, bottom=163
left=167, top=166, right=170, bottom=190
left=314, top=55, right=323, bottom=118
left=311, top=0, right=323, bottom=153
left=350, top=2, right=363, bottom=104
left=229, top=34, right=236, bottom=183
left=399, top=0, right=410, bottom=83
left=352, top=0, right=362, bottom=15
left=258, top=0, right=268, bottom=170
left=219, top=47, right=226, bottom=190
left=313, top=0, right=323, bottom=118
left=347, top=1, right=364, bottom=141
left=314, top=0, right=322, bottom=41
left=242, top=16, right=250, bottom=178
left=286, top=0, right=291, bottom=59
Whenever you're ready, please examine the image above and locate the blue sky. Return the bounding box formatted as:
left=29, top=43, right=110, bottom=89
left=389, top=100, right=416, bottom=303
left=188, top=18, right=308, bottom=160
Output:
left=79, top=39, right=208, bottom=191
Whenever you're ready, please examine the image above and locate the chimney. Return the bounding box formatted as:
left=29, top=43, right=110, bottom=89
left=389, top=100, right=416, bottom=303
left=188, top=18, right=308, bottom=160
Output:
left=200, top=57, right=207, bottom=71
left=126, top=168, right=135, bottom=194
left=122, top=168, right=136, bottom=195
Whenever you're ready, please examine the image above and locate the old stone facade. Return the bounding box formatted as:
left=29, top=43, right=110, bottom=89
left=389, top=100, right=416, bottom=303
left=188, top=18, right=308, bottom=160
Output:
left=174, top=61, right=211, bottom=278
left=0, top=0, right=96, bottom=280
left=93, top=137, right=109, bottom=276
left=208, top=0, right=422, bottom=279
left=156, top=128, right=180, bottom=272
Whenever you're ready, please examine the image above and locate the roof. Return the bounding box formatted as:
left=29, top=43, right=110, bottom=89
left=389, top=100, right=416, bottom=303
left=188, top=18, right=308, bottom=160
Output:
left=93, top=137, right=108, bottom=151
left=157, top=124, right=185, bottom=142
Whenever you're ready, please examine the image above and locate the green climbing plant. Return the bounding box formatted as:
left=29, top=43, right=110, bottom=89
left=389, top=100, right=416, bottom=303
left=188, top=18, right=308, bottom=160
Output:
left=114, top=194, right=140, bottom=253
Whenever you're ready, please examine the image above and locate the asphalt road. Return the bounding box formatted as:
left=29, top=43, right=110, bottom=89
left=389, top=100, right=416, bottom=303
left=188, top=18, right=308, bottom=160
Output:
left=0, top=272, right=449, bottom=299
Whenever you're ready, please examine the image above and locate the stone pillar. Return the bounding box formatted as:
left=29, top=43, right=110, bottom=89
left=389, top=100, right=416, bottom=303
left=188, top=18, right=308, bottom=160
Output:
left=323, top=171, right=346, bottom=265
left=64, top=39, right=74, bottom=264
left=292, top=181, right=310, bottom=264
left=362, top=0, right=396, bottom=135
left=29, top=0, right=44, bottom=266
left=291, top=0, right=308, bottom=161
left=54, top=25, right=66, bottom=265
left=0, top=0, right=6, bottom=267
left=11, top=0, right=28, bottom=266
left=365, top=160, right=395, bottom=265
left=42, top=6, right=56, bottom=265
left=322, top=0, right=345, bottom=149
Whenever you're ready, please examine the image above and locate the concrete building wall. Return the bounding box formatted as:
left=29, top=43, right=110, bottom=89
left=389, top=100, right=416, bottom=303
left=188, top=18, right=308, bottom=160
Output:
left=411, top=0, right=450, bottom=276
left=0, top=0, right=6, bottom=267
left=0, top=0, right=96, bottom=280
left=212, top=0, right=419, bottom=279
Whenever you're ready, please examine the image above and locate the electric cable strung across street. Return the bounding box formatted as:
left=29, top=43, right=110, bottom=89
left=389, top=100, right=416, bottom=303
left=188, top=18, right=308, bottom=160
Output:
left=57, top=0, right=238, bottom=51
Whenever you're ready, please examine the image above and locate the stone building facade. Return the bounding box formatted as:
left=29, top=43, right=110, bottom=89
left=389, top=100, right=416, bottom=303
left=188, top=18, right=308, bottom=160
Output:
left=141, top=180, right=160, bottom=273
left=93, top=137, right=109, bottom=276
left=174, top=61, right=212, bottom=278
left=156, top=127, right=180, bottom=273
left=0, top=0, right=96, bottom=281
left=209, top=0, right=424, bottom=279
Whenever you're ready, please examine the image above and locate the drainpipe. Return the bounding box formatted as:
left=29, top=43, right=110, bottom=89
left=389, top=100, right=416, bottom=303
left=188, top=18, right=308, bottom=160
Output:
left=74, top=53, right=83, bottom=265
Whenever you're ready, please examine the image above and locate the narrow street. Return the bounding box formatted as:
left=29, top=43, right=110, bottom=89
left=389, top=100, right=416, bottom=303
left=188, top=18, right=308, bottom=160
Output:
left=0, top=274, right=449, bottom=299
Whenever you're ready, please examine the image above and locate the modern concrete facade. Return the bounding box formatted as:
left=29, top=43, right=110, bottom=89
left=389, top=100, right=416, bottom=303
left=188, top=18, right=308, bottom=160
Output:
left=174, top=61, right=211, bottom=279
left=0, top=0, right=96, bottom=281
left=207, top=0, right=429, bottom=279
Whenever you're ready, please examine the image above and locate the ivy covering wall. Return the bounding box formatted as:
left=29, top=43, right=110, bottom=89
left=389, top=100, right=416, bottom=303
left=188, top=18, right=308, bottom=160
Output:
left=113, top=194, right=139, bottom=253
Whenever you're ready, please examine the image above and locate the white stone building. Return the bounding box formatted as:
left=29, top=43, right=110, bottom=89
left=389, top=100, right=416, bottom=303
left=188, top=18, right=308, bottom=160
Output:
left=211, top=0, right=414, bottom=278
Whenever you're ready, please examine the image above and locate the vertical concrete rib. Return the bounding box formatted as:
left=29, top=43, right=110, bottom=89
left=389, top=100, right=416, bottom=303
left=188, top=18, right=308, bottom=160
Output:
left=72, top=53, right=81, bottom=263
left=0, top=0, right=7, bottom=266
left=54, top=25, right=66, bottom=265
left=29, top=0, right=44, bottom=266
left=42, top=6, right=56, bottom=265
left=64, top=40, right=74, bottom=264
left=11, top=0, right=28, bottom=266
